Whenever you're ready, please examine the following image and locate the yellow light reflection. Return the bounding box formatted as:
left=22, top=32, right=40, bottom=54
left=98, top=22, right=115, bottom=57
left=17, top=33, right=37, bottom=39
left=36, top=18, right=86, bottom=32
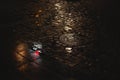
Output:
left=18, top=64, right=27, bottom=72
left=14, top=42, right=28, bottom=72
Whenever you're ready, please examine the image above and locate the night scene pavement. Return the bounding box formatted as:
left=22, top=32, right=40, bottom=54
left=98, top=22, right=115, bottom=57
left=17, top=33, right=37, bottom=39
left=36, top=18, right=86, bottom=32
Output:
left=1, top=0, right=120, bottom=80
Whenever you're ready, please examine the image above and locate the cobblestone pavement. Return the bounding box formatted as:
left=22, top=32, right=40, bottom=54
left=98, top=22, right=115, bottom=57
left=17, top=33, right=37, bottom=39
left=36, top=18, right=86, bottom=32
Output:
left=1, top=0, right=119, bottom=80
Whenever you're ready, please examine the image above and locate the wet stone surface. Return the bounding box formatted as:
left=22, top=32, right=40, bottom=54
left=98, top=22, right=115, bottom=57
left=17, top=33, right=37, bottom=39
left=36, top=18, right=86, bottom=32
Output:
left=11, top=0, right=101, bottom=80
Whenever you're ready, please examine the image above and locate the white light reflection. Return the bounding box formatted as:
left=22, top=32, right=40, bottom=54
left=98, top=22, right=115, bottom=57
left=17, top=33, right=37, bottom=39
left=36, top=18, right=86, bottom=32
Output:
left=32, top=42, right=42, bottom=50
left=64, top=26, right=72, bottom=31
left=60, top=33, right=77, bottom=46
left=65, top=47, right=72, bottom=53
left=29, top=42, right=42, bottom=68
left=54, top=3, right=61, bottom=10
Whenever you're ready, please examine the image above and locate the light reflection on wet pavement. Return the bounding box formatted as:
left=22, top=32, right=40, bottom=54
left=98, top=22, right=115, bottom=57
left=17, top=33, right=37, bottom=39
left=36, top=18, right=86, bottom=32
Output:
left=13, top=41, right=64, bottom=80
left=1, top=0, right=119, bottom=80
left=13, top=40, right=94, bottom=80
left=11, top=0, right=100, bottom=80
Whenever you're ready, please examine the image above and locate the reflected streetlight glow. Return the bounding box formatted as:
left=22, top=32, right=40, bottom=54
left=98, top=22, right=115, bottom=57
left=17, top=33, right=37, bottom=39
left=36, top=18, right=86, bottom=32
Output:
left=64, top=26, right=72, bottom=31
left=14, top=42, right=28, bottom=71
left=65, top=47, right=72, bottom=53
left=14, top=41, right=43, bottom=72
